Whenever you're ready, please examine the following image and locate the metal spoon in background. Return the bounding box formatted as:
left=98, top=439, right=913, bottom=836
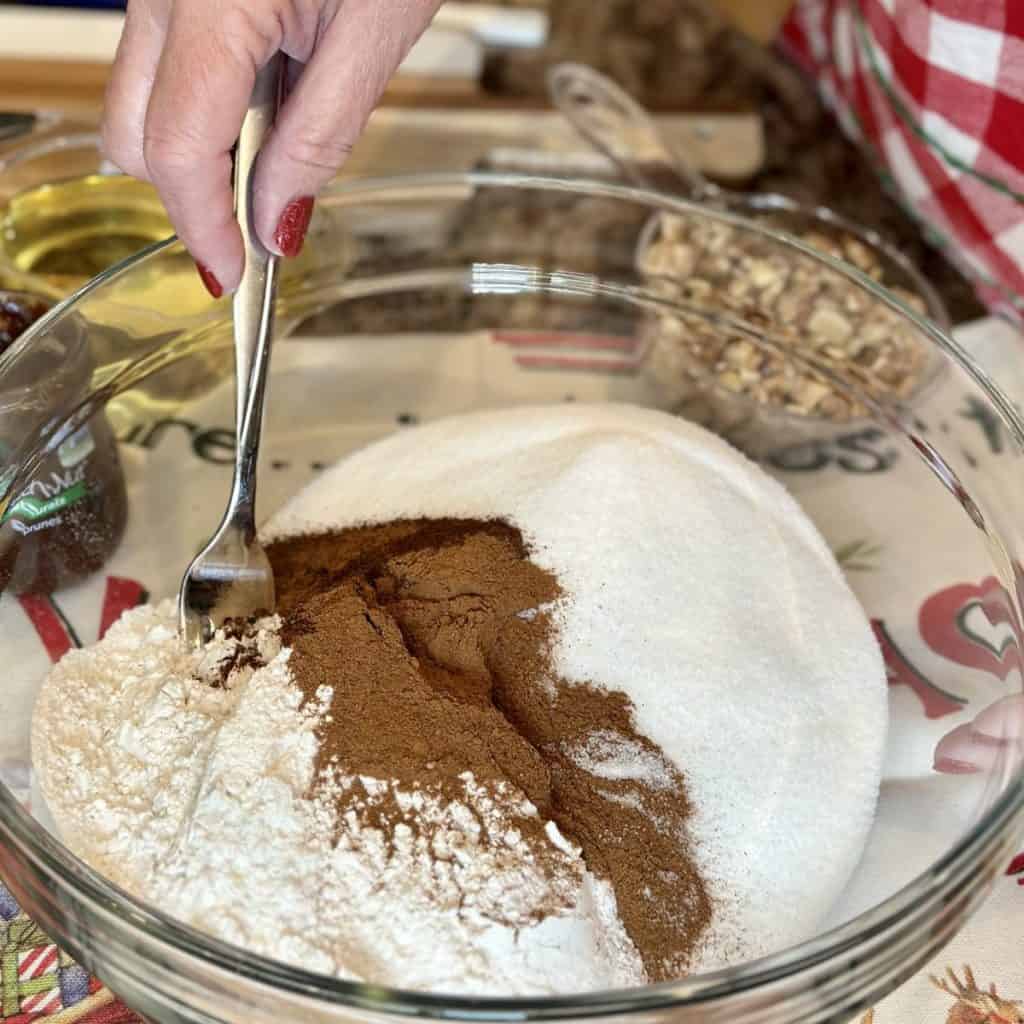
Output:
left=546, top=63, right=714, bottom=201
left=178, top=55, right=284, bottom=647
left=546, top=62, right=950, bottom=330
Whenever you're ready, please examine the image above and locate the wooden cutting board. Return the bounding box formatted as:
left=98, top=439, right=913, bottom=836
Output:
left=0, top=59, right=486, bottom=118
left=1, top=106, right=763, bottom=190
left=0, top=2, right=764, bottom=183
left=0, top=4, right=485, bottom=115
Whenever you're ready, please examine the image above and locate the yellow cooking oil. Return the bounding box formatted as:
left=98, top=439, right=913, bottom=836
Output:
left=0, top=174, right=173, bottom=291
left=0, top=170, right=349, bottom=416
left=0, top=170, right=341, bottom=316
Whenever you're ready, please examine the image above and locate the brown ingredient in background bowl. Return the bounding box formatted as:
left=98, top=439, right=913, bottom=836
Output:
left=0, top=294, right=128, bottom=596
left=0, top=292, right=49, bottom=356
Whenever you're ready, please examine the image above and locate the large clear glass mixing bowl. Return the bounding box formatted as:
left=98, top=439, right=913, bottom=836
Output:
left=1, top=174, right=1023, bottom=1024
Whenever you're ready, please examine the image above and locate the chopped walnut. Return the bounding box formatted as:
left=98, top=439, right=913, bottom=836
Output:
left=639, top=213, right=934, bottom=420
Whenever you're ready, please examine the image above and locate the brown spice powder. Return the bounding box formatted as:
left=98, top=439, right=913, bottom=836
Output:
left=267, top=518, right=711, bottom=980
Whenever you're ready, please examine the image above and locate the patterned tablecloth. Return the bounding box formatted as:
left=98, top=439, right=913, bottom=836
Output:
left=3, top=316, right=1024, bottom=1024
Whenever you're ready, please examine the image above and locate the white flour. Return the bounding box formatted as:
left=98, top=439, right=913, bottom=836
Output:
left=567, top=731, right=676, bottom=789
left=33, top=604, right=644, bottom=993
left=33, top=403, right=887, bottom=990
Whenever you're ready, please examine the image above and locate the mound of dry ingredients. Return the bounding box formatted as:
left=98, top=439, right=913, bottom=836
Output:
left=32, top=404, right=888, bottom=993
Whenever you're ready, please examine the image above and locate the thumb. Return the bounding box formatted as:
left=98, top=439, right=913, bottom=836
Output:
left=252, top=0, right=441, bottom=257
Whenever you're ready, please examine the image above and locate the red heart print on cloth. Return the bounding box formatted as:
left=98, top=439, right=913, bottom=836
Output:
left=871, top=619, right=966, bottom=719
left=918, top=575, right=1024, bottom=777
left=18, top=577, right=148, bottom=665
left=920, top=575, right=1024, bottom=681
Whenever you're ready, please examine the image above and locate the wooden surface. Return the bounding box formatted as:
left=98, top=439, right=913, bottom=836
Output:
left=0, top=64, right=763, bottom=185
left=712, top=0, right=798, bottom=43
left=0, top=60, right=486, bottom=118
left=348, top=108, right=763, bottom=182
left=0, top=104, right=763, bottom=194
left=0, top=1, right=764, bottom=183
left=0, top=60, right=110, bottom=118
left=0, top=0, right=797, bottom=116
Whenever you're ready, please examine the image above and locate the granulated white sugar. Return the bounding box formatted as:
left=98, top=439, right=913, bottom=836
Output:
left=265, top=403, right=888, bottom=968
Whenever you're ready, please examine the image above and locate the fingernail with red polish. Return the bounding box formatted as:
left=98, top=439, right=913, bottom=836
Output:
left=933, top=756, right=980, bottom=775
left=274, top=196, right=314, bottom=258
left=196, top=262, right=223, bottom=299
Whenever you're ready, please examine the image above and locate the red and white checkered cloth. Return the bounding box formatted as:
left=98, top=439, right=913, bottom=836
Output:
left=780, top=0, right=1024, bottom=323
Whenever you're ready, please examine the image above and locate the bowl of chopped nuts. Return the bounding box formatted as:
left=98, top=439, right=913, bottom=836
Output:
left=636, top=207, right=950, bottom=457
left=546, top=60, right=950, bottom=453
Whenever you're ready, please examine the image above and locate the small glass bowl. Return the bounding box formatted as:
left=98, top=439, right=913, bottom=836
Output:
left=1, top=173, right=1023, bottom=1024
left=634, top=208, right=952, bottom=457
left=0, top=122, right=341, bottom=300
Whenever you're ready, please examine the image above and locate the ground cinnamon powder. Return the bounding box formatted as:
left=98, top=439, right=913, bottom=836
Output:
left=267, top=518, right=712, bottom=980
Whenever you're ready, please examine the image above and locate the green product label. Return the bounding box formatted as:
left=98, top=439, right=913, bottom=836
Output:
left=1, top=425, right=96, bottom=528
left=2, top=479, right=87, bottom=525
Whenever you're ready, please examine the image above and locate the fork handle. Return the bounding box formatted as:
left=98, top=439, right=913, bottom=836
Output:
left=229, top=53, right=285, bottom=534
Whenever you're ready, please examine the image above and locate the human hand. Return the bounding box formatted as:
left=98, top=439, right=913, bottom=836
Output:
left=934, top=694, right=1024, bottom=776
left=102, top=0, right=442, bottom=297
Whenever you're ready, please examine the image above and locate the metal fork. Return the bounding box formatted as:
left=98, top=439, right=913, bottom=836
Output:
left=178, top=55, right=284, bottom=647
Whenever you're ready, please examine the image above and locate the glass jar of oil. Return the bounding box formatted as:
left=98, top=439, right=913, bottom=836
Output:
left=0, top=174, right=173, bottom=295
left=0, top=123, right=348, bottom=314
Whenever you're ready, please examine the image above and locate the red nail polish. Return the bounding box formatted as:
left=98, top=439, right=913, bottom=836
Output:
left=933, top=756, right=980, bottom=775
left=274, top=196, right=314, bottom=258
left=196, top=261, right=223, bottom=299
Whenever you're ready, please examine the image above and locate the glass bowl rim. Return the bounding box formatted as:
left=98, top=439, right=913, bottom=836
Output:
left=3, top=170, right=1024, bottom=1018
